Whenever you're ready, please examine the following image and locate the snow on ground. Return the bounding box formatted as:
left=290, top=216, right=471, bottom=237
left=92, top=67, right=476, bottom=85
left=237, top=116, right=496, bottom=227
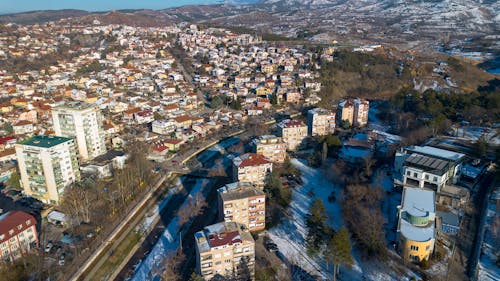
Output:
left=454, top=126, right=500, bottom=145
left=139, top=179, right=183, bottom=233
left=130, top=178, right=210, bottom=281
left=477, top=188, right=500, bottom=281
left=269, top=159, right=412, bottom=281
left=368, top=101, right=390, bottom=132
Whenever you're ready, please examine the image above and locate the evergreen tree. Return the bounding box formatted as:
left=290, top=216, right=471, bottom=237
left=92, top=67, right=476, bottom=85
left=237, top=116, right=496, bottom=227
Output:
left=326, top=227, right=354, bottom=281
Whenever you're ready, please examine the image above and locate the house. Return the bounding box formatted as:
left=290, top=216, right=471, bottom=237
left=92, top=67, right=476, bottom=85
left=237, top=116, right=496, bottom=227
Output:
left=134, top=110, right=154, bottom=124
left=152, top=119, right=176, bottom=135
left=437, top=211, right=460, bottom=236
left=12, top=120, right=35, bottom=135
left=164, top=139, right=184, bottom=152
left=394, top=146, right=465, bottom=192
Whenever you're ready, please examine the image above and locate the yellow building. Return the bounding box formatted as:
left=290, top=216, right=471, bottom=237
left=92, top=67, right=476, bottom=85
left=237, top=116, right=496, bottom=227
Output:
left=195, top=222, right=255, bottom=280
left=218, top=182, right=266, bottom=231
left=397, top=187, right=436, bottom=263
left=277, top=119, right=308, bottom=151
left=232, top=153, right=272, bottom=187
left=254, top=135, right=287, bottom=163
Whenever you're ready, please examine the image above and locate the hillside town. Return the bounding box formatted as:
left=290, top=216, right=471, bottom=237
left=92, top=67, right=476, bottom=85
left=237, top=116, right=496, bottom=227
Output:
left=0, top=16, right=498, bottom=281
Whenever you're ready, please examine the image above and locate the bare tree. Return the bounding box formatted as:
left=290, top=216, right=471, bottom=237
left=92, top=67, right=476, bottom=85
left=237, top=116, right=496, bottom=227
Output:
left=161, top=251, right=185, bottom=281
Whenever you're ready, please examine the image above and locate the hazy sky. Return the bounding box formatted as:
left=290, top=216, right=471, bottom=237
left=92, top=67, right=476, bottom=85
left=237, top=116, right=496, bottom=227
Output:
left=0, top=0, right=219, bottom=14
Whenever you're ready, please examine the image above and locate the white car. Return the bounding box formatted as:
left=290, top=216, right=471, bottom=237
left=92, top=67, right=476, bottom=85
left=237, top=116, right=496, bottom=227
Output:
left=44, top=242, right=53, bottom=253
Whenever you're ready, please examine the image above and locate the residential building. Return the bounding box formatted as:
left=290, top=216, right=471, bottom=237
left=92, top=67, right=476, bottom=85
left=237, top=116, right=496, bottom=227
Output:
left=15, top=135, right=80, bottom=204
left=218, top=182, right=266, bottom=231
left=152, top=119, right=176, bottom=135
left=12, top=120, right=35, bottom=136
left=253, top=135, right=287, bottom=163
left=397, top=187, right=436, bottom=263
left=52, top=102, right=106, bottom=161
left=307, top=107, right=336, bottom=136
left=0, top=211, right=38, bottom=262
left=277, top=119, right=307, bottom=151
left=337, top=98, right=369, bottom=127
left=394, top=146, right=464, bottom=192
left=232, top=153, right=272, bottom=187
left=195, top=221, right=255, bottom=280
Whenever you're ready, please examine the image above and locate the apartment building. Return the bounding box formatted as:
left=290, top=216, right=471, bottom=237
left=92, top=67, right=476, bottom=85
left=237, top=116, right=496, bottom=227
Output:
left=397, top=187, right=436, bottom=263
left=307, top=107, right=336, bottom=136
left=218, top=182, right=266, bottom=231
left=52, top=102, right=106, bottom=161
left=0, top=211, right=38, bottom=262
left=232, top=153, right=272, bottom=187
left=337, top=98, right=369, bottom=127
left=394, top=146, right=464, bottom=192
left=253, top=135, right=287, bottom=163
left=277, top=119, right=307, bottom=151
left=195, top=222, right=255, bottom=280
left=15, top=135, right=80, bottom=204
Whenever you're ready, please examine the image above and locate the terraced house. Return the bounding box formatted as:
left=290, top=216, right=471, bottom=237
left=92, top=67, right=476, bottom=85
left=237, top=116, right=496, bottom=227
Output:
left=15, top=135, right=80, bottom=204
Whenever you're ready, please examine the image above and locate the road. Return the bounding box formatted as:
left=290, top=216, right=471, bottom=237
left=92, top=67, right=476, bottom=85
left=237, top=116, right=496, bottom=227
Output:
left=69, top=173, right=170, bottom=281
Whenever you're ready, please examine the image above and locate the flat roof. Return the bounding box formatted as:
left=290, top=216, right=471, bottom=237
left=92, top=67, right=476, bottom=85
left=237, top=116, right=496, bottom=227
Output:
left=407, top=146, right=464, bottom=162
left=20, top=135, right=72, bottom=148
left=405, top=153, right=451, bottom=174
left=399, top=187, right=435, bottom=242
left=218, top=182, right=265, bottom=201
left=53, top=101, right=95, bottom=111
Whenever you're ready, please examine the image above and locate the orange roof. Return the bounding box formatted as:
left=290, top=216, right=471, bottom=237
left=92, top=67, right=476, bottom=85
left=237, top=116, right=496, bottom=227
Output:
left=233, top=153, right=271, bottom=168
left=174, top=115, right=191, bottom=123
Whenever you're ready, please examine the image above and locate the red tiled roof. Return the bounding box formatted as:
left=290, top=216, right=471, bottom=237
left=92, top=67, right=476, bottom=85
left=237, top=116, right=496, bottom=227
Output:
left=208, top=230, right=242, bottom=248
left=234, top=153, right=271, bottom=168
left=0, top=211, right=37, bottom=244
left=0, top=136, right=16, bottom=145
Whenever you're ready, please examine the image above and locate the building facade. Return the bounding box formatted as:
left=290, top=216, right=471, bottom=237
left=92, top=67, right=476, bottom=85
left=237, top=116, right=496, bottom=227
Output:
left=397, top=187, right=436, bottom=263
left=0, top=211, right=38, bottom=262
left=395, top=146, right=464, bottom=192
left=195, top=222, right=255, bottom=281
left=232, top=153, right=272, bottom=187
left=218, top=182, right=266, bottom=231
left=15, top=135, right=80, bottom=204
left=277, top=119, right=307, bottom=151
left=337, top=98, right=369, bottom=127
left=52, top=102, right=107, bottom=162
left=254, top=135, right=287, bottom=163
left=307, top=108, right=336, bottom=136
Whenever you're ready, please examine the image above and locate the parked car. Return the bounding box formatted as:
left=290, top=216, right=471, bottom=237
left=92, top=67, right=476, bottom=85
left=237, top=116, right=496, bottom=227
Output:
left=58, top=253, right=65, bottom=266
left=44, top=241, right=53, bottom=253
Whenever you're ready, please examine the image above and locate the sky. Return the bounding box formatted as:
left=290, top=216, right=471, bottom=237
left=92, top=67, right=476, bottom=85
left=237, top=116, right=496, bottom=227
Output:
left=0, top=0, right=220, bottom=14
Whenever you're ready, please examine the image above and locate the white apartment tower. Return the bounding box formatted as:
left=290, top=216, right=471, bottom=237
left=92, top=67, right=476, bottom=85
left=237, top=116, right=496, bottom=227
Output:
left=15, top=135, right=80, bottom=204
left=52, top=102, right=107, bottom=161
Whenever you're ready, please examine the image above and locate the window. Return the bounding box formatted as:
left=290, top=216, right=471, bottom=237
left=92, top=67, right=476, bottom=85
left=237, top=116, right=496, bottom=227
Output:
left=410, top=245, right=419, bottom=251
left=413, top=173, right=418, bottom=178
left=225, top=259, right=231, bottom=264
left=406, top=171, right=411, bottom=176
left=433, top=176, right=438, bottom=182
left=425, top=175, right=429, bottom=180
left=426, top=245, right=430, bottom=250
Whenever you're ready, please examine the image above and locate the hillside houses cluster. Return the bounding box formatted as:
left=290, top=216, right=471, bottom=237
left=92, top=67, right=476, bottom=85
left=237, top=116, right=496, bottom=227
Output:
left=179, top=27, right=324, bottom=112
